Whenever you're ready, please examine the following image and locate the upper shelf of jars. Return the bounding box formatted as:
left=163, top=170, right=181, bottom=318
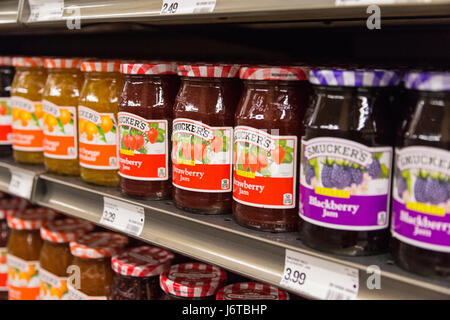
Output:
left=1, top=0, right=450, bottom=31
left=0, top=156, right=449, bottom=300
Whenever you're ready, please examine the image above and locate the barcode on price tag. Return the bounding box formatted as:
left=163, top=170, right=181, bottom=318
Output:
left=280, top=249, right=359, bottom=300
left=8, top=172, right=34, bottom=199
left=28, top=0, right=64, bottom=22
left=160, top=0, right=216, bottom=15
left=100, top=197, right=145, bottom=236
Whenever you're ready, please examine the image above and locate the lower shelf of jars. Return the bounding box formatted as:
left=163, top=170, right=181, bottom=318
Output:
left=0, top=156, right=448, bottom=299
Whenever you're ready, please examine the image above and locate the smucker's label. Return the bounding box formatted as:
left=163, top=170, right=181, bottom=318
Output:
left=7, top=254, right=40, bottom=300
left=172, top=118, right=232, bottom=192
left=118, top=112, right=168, bottom=180
left=392, top=146, right=450, bottom=253
left=11, top=97, right=44, bottom=151
left=0, top=97, right=12, bottom=145
left=299, top=137, right=393, bottom=231
left=0, top=247, right=7, bottom=291
left=39, top=267, right=69, bottom=300
left=233, top=126, right=297, bottom=209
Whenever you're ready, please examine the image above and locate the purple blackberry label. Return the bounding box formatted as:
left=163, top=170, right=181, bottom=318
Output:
left=392, top=146, right=450, bottom=253
left=299, top=137, right=393, bottom=231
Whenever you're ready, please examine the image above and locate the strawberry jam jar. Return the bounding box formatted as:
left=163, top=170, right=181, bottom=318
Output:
left=172, top=64, right=241, bottom=214
left=118, top=62, right=179, bottom=199
left=233, top=66, right=311, bottom=232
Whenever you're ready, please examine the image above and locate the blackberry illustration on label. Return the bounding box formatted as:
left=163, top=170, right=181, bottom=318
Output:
left=11, top=97, right=44, bottom=151
left=299, top=137, right=393, bottom=230
left=0, top=98, right=12, bottom=145
left=42, top=100, right=77, bottom=159
left=118, top=112, right=168, bottom=180
left=78, top=106, right=119, bottom=169
left=392, top=146, right=450, bottom=252
left=233, top=126, right=297, bottom=209
left=172, top=118, right=232, bottom=192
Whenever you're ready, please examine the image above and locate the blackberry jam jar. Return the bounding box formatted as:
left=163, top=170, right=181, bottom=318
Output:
left=110, top=246, right=174, bottom=300
left=159, top=262, right=227, bottom=300
left=391, top=72, right=450, bottom=279
left=118, top=62, right=179, bottom=199
left=233, top=66, right=311, bottom=232
left=299, top=69, right=400, bottom=256
left=172, top=64, right=241, bottom=214
left=216, top=282, right=290, bottom=300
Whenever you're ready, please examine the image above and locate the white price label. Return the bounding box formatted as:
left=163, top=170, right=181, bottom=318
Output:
left=8, top=172, right=34, bottom=199
left=160, top=0, right=216, bottom=15
left=100, top=197, right=145, bottom=236
left=336, top=0, right=431, bottom=5
left=280, top=249, right=359, bottom=300
left=28, top=0, right=64, bottom=22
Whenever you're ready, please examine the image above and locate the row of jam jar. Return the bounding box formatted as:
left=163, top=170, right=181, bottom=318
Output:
left=1, top=207, right=291, bottom=300
left=5, top=56, right=450, bottom=280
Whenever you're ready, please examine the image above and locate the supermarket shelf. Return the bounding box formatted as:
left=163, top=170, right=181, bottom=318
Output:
left=17, top=0, right=450, bottom=27
left=0, top=157, right=437, bottom=300
left=0, top=0, right=19, bottom=29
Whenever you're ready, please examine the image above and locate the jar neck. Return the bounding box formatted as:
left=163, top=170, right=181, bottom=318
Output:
left=84, top=71, right=122, bottom=80
left=16, top=66, right=45, bottom=72
left=47, top=68, right=80, bottom=75
left=181, top=77, right=236, bottom=85
left=243, top=79, right=308, bottom=88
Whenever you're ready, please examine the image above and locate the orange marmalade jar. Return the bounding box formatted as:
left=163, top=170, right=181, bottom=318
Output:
left=78, top=60, right=124, bottom=186
left=6, top=207, right=56, bottom=300
left=39, top=218, right=94, bottom=300
left=43, top=58, right=83, bottom=176
left=11, top=57, right=47, bottom=164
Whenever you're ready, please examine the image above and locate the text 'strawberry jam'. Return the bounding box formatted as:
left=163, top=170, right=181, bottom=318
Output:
left=69, top=232, right=128, bottom=300
left=118, top=62, right=179, bottom=199
left=0, top=57, right=15, bottom=157
left=110, top=246, right=174, bottom=300
left=391, top=71, right=450, bottom=279
left=43, top=58, right=83, bottom=176
left=216, top=282, right=289, bottom=300
left=78, top=60, right=124, bottom=186
left=11, top=57, right=47, bottom=164
left=233, top=66, right=311, bottom=232
left=160, top=262, right=227, bottom=300
left=299, top=69, right=400, bottom=256
left=172, top=64, right=241, bottom=214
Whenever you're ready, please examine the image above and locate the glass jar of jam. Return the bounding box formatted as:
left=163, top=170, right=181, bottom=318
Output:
left=0, top=57, right=15, bottom=156
left=172, top=64, right=241, bottom=214
left=39, top=218, right=94, bottom=300
left=110, top=245, right=174, bottom=300
left=298, top=69, right=400, bottom=256
left=233, top=66, right=311, bottom=232
left=160, top=262, right=227, bottom=300
left=118, top=62, right=179, bottom=199
left=6, top=207, right=56, bottom=300
left=391, top=71, right=450, bottom=279
left=11, top=57, right=47, bottom=164
left=216, top=282, right=289, bottom=300
left=68, top=232, right=128, bottom=299
left=78, top=60, right=124, bottom=186
left=43, top=58, right=83, bottom=176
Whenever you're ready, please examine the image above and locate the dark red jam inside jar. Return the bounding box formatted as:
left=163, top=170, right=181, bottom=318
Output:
left=391, top=71, right=450, bottom=279
left=172, top=64, right=241, bottom=214
left=232, top=66, right=311, bottom=232
left=110, top=246, right=174, bottom=300
left=118, top=62, right=179, bottom=199
left=159, top=262, right=227, bottom=300
left=0, top=57, right=15, bottom=157
left=299, top=69, right=400, bottom=256
left=216, top=282, right=290, bottom=300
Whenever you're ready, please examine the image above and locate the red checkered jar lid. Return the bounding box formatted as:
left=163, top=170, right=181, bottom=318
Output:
left=177, top=64, right=240, bottom=78
left=13, top=57, right=45, bottom=68
left=80, top=60, right=122, bottom=73
left=70, top=232, right=128, bottom=259
left=120, top=62, right=177, bottom=75
left=216, top=282, right=290, bottom=300
left=239, top=66, right=309, bottom=81
left=112, top=246, right=175, bottom=277
left=160, top=262, right=227, bottom=298
left=7, top=207, right=57, bottom=230
left=44, top=58, right=81, bottom=69
left=0, top=57, right=13, bottom=66
left=0, top=197, right=30, bottom=219
left=40, top=218, right=94, bottom=243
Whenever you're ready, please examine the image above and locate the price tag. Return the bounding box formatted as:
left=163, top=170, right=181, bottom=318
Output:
left=335, top=0, right=430, bottom=5
left=280, top=249, right=359, bottom=300
left=8, top=172, right=34, bottom=199
left=100, top=197, right=145, bottom=236
left=160, top=0, right=216, bottom=15
left=28, top=0, right=64, bottom=22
